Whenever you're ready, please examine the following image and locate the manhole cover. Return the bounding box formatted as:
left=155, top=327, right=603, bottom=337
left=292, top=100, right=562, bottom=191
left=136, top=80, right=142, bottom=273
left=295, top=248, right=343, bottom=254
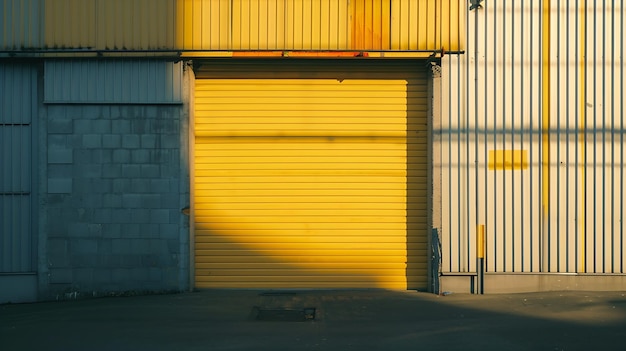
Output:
left=252, top=307, right=316, bottom=322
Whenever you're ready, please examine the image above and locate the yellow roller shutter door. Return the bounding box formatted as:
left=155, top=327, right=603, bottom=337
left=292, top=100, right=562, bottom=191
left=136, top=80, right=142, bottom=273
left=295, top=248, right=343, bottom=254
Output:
left=194, top=60, right=428, bottom=290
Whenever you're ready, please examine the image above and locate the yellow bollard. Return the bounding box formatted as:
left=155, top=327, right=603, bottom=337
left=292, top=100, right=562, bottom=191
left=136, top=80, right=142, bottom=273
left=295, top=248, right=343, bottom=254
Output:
left=476, top=225, right=485, bottom=294
left=476, top=225, right=485, bottom=259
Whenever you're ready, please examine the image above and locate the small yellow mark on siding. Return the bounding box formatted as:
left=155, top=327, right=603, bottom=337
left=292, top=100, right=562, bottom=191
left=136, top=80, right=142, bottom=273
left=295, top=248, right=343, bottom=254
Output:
left=488, top=150, right=528, bottom=170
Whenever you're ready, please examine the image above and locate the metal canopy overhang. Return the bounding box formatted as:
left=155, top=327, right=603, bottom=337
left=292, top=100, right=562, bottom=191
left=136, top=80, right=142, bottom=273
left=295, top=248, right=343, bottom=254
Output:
left=0, top=49, right=462, bottom=60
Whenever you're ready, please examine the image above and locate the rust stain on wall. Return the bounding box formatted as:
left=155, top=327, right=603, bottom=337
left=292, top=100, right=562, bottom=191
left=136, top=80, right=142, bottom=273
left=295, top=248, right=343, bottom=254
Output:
left=351, top=0, right=391, bottom=50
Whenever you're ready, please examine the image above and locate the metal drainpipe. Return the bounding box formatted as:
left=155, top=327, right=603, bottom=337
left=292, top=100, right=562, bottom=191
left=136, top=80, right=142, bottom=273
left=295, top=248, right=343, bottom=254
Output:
left=541, top=0, right=552, bottom=273
left=470, top=0, right=483, bottom=294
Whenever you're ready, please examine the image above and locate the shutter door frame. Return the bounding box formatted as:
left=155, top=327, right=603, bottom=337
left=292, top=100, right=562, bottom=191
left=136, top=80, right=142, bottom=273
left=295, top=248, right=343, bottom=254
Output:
left=193, top=59, right=430, bottom=290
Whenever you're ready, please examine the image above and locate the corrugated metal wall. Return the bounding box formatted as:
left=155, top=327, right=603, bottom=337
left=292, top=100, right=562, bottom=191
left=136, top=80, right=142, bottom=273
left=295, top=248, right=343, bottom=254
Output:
left=388, top=0, right=462, bottom=51
left=0, top=0, right=42, bottom=50
left=441, top=1, right=625, bottom=274
left=44, top=60, right=183, bottom=104
left=178, top=0, right=464, bottom=52
left=3, top=0, right=464, bottom=54
left=576, top=1, right=625, bottom=274
left=0, top=63, right=37, bottom=273
left=43, top=0, right=176, bottom=51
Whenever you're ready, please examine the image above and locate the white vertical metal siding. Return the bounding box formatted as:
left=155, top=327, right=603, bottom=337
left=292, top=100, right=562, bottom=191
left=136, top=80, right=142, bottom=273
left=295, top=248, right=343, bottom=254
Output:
left=578, top=1, right=625, bottom=273
left=44, top=60, right=183, bottom=104
left=441, top=1, right=625, bottom=274
left=0, top=63, right=37, bottom=273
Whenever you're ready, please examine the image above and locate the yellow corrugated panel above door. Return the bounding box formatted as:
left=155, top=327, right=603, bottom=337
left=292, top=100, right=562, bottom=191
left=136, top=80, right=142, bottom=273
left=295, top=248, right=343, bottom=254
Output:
left=194, top=60, right=429, bottom=290
left=34, top=0, right=463, bottom=54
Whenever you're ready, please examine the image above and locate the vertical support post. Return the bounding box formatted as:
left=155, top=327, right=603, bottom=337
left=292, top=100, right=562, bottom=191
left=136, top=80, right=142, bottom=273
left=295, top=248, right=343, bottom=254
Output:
left=476, top=224, right=485, bottom=294
left=578, top=0, right=587, bottom=273
left=541, top=0, right=552, bottom=272
left=186, top=62, right=196, bottom=292
left=431, top=228, right=441, bottom=295
left=471, top=0, right=484, bottom=289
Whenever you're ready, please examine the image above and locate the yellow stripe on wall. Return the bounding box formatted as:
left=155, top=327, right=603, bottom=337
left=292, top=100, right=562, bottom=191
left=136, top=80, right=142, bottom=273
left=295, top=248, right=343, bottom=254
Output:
left=488, top=150, right=529, bottom=170
left=193, top=61, right=429, bottom=290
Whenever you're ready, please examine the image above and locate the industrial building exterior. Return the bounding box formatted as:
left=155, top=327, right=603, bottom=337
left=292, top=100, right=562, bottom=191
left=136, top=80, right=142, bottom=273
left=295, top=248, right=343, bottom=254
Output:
left=0, top=0, right=623, bottom=303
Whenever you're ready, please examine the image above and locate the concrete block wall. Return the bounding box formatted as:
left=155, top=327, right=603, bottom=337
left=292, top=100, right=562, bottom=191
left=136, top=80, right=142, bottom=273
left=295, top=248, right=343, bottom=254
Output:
left=42, top=104, right=189, bottom=299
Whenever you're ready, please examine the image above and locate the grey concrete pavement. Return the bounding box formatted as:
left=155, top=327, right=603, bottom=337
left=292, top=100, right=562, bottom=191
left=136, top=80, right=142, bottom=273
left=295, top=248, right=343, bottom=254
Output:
left=1, top=290, right=626, bottom=351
